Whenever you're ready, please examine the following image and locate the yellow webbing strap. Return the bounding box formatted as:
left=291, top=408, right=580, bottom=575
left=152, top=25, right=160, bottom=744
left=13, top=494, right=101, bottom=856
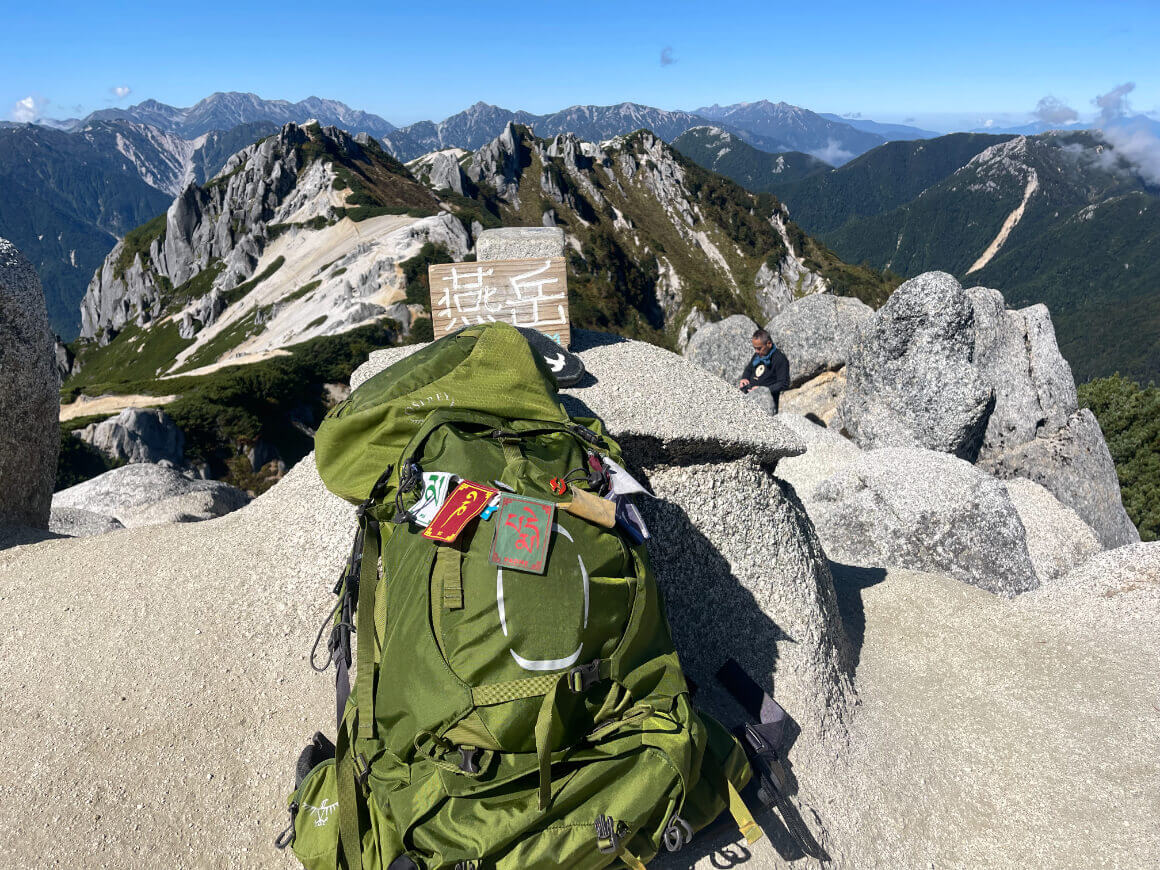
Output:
left=355, top=517, right=380, bottom=740
left=500, top=438, right=522, bottom=464
left=471, top=673, right=561, bottom=706
left=435, top=546, right=463, bottom=610
left=727, top=779, right=765, bottom=845
left=619, top=848, right=647, bottom=870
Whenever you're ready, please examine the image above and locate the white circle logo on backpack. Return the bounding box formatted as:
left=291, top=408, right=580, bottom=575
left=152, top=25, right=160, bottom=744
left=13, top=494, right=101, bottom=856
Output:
left=496, top=523, right=589, bottom=672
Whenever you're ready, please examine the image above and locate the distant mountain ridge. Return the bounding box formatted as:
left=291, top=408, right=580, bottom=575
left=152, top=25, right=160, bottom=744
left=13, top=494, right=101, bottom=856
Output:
left=671, top=126, right=831, bottom=191
left=77, top=92, right=397, bottom=139
left=695, top=100, right=887, bottom=162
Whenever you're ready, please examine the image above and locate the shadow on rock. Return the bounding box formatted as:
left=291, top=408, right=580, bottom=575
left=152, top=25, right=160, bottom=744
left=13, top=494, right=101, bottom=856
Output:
left=828, top=560, right=888, bottom=672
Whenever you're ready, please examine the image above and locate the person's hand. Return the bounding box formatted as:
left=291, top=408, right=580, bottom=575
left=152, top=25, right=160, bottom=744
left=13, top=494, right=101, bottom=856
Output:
left=739, top=379, right=750, bottom=388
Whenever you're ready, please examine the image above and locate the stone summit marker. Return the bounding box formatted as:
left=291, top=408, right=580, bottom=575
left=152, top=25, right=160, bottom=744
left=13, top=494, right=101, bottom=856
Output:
left=428, top=257, right=571, bottom=347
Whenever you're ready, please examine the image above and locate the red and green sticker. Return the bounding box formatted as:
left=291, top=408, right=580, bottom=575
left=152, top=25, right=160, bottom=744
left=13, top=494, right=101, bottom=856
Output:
left=422, top=481, right=498, bottom=543
left=489, top=495, right=555, bottom=574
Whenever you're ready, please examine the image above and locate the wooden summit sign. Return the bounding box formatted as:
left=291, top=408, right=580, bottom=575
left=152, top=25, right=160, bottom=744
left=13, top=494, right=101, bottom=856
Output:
left=428, top=257, right=570, bottom=347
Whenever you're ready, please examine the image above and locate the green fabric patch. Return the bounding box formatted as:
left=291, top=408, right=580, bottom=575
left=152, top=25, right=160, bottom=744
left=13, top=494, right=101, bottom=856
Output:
left=489, top=494, right=555, bottom=574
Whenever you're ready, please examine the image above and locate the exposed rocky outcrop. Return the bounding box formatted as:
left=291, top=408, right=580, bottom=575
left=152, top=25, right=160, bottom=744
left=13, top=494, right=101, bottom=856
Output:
left=406, top=148, right=469, bottom=195
left=78, top=123, right=460, bottom=373
left=1004, top=477, right=1101, bottom=582
left=0, top=238, right=59, bottom=529
left=810, top=447, right=1038, bottom=595
left=77, top=407, right=185, bottom=465
left=753, top=214, right=830, bottom=320
left=1027, top=541, right=1159, bottom=630
left=779, top=368, right=846, bottom=427
left=841, top=272, right=993, bottom=459
left=774, top=413, right=863, bottom=497
left=475, top=226, right=564, bottom=261
left=682, top=314, right=757, bottom=383
left=980, top=409, right=1139, bottom=548
left=48, top=507, right=126, bottom=538
left=53, top=462, right=249, bottom=527
left=968, top=287, right=1077, bottom=456
left=767, top=292, right=872, bottom=387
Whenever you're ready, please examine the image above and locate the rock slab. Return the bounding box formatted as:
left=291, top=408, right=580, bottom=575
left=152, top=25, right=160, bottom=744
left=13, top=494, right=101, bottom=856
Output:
left=1003, top=477, right=1101, bottom=583
left=767, top=292, right=872, bottom=387
left=474, top=226, right=565, bottom=261
left=682, top=313, right=758, bottom=384
left=810, top=447, right=1038, bottom=595
left=0, top=238, right=59, bottom=528
left=52, top=463, right=249, bottom=526
left=980, top=409, right=1140, bottom=549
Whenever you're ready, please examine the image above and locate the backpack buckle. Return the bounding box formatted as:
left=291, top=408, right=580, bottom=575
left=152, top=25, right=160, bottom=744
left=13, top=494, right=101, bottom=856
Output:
left=594, top=814, right=627, bottom=854
left=567, top=660, right=602, bottom=693
left=457, top=746, right=481, bottom=774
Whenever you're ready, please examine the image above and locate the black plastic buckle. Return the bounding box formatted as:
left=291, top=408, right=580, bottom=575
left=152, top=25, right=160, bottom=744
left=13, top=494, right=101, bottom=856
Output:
left=458, top=746, right=480, bottom=774
left=594, top=814, right=620, bottom=854
left=568, top=660, right=601, bottom=693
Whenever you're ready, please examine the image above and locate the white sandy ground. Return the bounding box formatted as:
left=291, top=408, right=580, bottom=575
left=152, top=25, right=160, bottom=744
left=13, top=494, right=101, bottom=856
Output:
left=1, top=452, right=1156, bottom=867
left=967, top=172, right=1039, bottom=274
left=59, top=393, right=179, bottom=422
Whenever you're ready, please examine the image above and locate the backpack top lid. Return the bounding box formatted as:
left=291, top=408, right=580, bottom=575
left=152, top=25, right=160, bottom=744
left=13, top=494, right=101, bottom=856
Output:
left=315, top=322, right=571, bottom=504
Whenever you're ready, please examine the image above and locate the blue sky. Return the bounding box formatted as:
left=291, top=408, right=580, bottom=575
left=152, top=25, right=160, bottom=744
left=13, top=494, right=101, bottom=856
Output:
left=3, top=0, right=1158, bottom=130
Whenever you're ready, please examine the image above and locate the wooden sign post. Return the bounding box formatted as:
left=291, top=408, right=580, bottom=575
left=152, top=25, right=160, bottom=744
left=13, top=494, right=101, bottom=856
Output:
left=428, top=257, right=570, bottom=347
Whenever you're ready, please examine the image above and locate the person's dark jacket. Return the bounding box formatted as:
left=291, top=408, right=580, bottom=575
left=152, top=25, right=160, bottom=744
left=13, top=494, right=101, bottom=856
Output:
left=739, top=346, right=790, bottom=410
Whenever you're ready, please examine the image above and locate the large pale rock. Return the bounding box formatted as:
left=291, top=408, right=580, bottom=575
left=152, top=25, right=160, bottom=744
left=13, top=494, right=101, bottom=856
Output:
left=810, top=447, right=1037, bottom=595
left=682, top=314, right=758, bottom=384
left=0, top=238, right=59, bottom=528
left=979, top=409, right=1139, bottom=549
left=767, top=293, right=873, bottom=387
left=642, top=458, right=855, bottom=764
left=779, top=368, right=846, bottom=427
left=78, top=407, right=185, bottom=465
left=53, top=463, right=249, bottom=525
left=841, top=272, right=992, bottom=460
left=775, top=414, right=863, bottom=497
left=475, top=226, right=564, bottom=261
left=1004, top=477, right=1101, bottom=582
left=48, top=506, right=125, bottom=538
left=968, top=288, right=1077, bottom=456
left=1026, top=542, right=1160, bottom=629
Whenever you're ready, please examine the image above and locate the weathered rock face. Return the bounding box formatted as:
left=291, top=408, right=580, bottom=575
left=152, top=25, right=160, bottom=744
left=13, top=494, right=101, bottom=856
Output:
left=841, top=272, right=993, bottom=460
left=810, top=447, right=1038, bottom=595
left=463, top=122, right=532, bottom=205
left=0, top=238, right=59, bottom=528
left=52, top=463, right=249, bottom=527
left=475, top=226, right=565, bottom=261
left=48, top=507, right=126, bottom=538
left=642, top=459, right=855, bottom=750
left=968, top=288, right=1077, bottom=457
left=682, top=314, right=757, bottom=384
left=774, top=413, right=863, bottom=498
left=77, top=407, right=185, bottom=465
left=752, top=214, right=830, bottom=321
left=979, top=409, right=1140, bottom=548
left=1003, top=477, right=1101, bottom=583
left=779, top=369, right=846, bottom=428
left=1027, top=541, right=1160, bottom=629
left=767, top=293, right=873, bottom=387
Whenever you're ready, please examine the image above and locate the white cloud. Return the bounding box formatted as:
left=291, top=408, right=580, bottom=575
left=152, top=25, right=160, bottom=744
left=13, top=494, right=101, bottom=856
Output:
left=10, top=95, right=47, bottom=123
left=811, top=139, right=854, bottom=166
left=1033, top=95, right=1078, bottom=126
left=983, top=119, right=995, bottom=128
left=111, top=85, right=131, bottom=99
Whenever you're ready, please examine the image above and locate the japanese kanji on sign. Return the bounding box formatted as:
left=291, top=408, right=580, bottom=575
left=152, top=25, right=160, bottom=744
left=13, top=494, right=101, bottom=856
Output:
left=427, top=257, right=571, bottom=347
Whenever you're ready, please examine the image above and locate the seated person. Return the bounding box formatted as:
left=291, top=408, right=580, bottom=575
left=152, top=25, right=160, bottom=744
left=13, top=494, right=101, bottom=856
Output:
left=738, top=328, right=789, bottom=412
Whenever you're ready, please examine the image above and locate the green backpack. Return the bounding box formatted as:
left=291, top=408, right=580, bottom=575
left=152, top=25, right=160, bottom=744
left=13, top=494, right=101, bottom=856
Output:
left=279, top=323, right=761, bottom=869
